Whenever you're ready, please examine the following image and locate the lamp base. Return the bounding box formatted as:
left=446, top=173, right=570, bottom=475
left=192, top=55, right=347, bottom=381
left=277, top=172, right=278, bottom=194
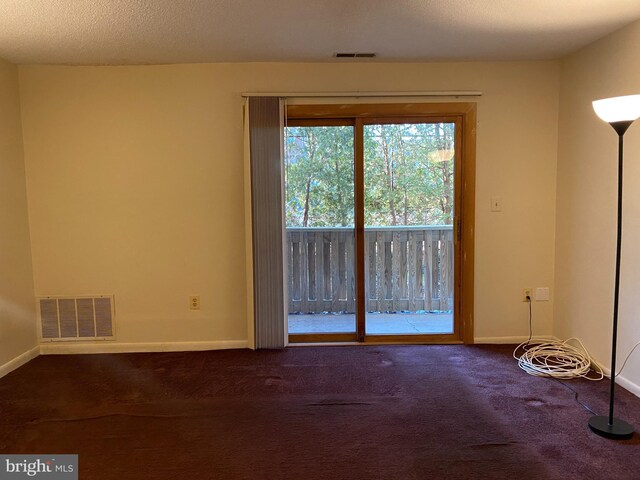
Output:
left=588, top=415, right=634, bottom=439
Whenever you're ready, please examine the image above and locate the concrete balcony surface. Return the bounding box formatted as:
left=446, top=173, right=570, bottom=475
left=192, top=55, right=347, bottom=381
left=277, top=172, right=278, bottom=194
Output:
left=288, top=312, right=453, bottom=334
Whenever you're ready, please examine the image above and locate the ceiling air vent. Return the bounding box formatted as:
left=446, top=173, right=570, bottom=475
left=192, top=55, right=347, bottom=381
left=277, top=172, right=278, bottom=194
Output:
left=334, top=53, right=377, bottom=58
left=38, top=295, right=115, bottom=342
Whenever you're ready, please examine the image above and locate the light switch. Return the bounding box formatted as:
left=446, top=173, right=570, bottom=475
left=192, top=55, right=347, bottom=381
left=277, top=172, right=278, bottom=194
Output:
left=491, top=196, right=502, bottom=212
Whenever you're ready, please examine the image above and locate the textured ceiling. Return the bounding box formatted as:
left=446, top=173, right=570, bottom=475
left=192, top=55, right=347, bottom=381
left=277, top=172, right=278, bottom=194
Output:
left=1, top=0, right=640, bottom=65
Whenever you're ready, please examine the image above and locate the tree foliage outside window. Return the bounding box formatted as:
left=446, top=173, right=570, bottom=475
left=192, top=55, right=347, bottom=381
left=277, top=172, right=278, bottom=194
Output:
left=285, top=123, right=454, bottom=228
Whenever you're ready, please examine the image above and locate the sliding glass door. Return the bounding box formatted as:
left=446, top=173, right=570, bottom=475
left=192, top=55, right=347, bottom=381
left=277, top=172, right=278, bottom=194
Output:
left=284, top=104, right=474, bottom=344
left=285, top=120, right=358, bottom=341
left=363, top=121, right=456, bottom=337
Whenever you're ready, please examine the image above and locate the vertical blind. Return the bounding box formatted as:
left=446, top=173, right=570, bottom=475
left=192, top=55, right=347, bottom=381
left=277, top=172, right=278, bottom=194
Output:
left=248, top=97, right=286, bottom=349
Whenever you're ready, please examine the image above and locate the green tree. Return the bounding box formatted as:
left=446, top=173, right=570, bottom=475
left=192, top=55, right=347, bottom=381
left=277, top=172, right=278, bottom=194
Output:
left=285, top=122, right=454, bottom=228
left=285, top=126, right=354, bottom=227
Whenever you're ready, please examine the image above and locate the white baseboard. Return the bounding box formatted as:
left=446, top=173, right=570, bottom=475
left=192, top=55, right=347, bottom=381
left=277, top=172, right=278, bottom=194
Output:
left=0, top=346, right=40, bottom=379
left=614, top=374, right=640, bottom=398
left=589, top=360, right=640, bottom=399
left=40, top=340, right=248, bottom=355
left=474, top=335, right=558, bottom=344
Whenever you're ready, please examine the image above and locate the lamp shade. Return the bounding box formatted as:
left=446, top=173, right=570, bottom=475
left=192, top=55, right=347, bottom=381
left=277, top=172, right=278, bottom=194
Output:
left=428, top=149, right=454, bottom=163
left=593, top=94, right=640, bottom=123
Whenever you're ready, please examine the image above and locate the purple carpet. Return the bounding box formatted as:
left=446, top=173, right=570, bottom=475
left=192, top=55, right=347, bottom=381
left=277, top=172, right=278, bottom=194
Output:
left=1, top=345, right=639, bottom=479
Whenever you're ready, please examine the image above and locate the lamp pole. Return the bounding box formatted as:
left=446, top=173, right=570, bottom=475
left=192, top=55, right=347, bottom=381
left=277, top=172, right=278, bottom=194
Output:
left=587, top=116, right=635, bottom=440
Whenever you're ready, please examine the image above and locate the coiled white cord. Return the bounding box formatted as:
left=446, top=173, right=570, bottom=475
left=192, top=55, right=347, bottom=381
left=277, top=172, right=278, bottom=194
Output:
left=513, top=338, right=604, bottom=380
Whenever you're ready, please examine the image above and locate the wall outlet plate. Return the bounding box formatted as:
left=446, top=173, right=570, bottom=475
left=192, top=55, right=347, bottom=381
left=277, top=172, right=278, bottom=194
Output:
left=535, top=287, right=550, bottom=301
left=189, top=295, right=200, bottom=310
left=522, top=288, right=532, bottom=302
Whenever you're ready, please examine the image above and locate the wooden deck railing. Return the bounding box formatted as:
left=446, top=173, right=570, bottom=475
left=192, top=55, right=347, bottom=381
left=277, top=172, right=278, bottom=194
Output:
left=286, top=226, right=454, bottom=314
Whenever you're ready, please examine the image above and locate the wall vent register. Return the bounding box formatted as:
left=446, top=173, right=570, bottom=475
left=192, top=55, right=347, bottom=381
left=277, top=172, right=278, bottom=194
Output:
left=38, top=295, right=115, bottom=341
left=334, top=52, right=376, bottom=58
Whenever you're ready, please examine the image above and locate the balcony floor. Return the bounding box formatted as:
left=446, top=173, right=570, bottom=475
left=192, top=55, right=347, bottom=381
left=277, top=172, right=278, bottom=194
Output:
left=288, top=312, right=453, bottom=335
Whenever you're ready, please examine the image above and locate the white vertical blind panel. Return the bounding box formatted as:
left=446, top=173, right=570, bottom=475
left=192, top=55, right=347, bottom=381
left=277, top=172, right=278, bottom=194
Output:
left=249, top=96, right=286, bottom=349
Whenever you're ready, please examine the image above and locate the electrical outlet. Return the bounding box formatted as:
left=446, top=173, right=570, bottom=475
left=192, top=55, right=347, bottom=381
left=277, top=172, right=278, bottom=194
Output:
left=522, top=288, right=532, bottom=302
left=189, top=295, right=200, bottom=310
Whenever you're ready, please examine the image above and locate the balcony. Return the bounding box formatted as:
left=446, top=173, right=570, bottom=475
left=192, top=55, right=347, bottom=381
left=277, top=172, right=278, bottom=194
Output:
left=286, top=225, right=454, bottom=334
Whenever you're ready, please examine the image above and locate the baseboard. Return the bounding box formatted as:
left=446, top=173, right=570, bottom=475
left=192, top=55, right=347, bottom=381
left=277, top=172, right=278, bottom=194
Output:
left=474, top=335, right=558, bottom=344
left=40, top=340, right=249, bottom=355
left=612, top=373, right=640, bottom=398
left=589, top=359, right=640, bottom=399
left=0, top=345, right=40, bottom=379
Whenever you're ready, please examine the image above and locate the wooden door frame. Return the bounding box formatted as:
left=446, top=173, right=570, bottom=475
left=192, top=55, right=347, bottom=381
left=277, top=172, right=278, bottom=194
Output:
left=286, top=103, right=476, bottom=344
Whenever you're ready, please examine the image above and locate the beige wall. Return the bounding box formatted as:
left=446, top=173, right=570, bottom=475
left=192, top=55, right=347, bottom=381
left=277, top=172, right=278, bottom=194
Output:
left=556, top=20, right=640, bottom=387
left=0, top=58, right=36, bottom=367
left=18, top=61, right=560, bottom=347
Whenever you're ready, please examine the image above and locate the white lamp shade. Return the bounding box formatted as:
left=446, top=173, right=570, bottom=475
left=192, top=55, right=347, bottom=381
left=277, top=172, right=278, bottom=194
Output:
left=593, top=94, right=640, bottom=123
left=428, top=149, right=454, bottom=163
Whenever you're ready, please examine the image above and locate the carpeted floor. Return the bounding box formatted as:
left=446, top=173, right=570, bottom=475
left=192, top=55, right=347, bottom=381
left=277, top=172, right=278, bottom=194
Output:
left=1, top=345, right=639, bottom=479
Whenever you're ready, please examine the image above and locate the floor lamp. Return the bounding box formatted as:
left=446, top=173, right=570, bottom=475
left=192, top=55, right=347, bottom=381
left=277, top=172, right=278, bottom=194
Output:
left=589, top=94, right=640, bottom=440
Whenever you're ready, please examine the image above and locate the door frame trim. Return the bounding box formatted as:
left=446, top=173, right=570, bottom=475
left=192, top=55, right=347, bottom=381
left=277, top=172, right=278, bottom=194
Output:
left=287, top=102, right=476, bottom=344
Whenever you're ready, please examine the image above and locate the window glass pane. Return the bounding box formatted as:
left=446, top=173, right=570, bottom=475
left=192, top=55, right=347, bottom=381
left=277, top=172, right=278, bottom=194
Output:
left=364, top=123, right=455, bottom=335
left=285, top=126, right=356, bottom=334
